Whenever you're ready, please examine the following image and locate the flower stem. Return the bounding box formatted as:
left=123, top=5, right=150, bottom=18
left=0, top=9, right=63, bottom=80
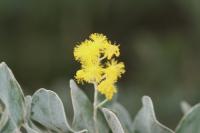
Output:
left=93, top=83, right=99, bottom=133
left=96, top=99, right=108, bottom=109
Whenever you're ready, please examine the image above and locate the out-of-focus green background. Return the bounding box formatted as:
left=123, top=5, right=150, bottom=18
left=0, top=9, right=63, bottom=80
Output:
left=1, top=0, right=200, bottom=129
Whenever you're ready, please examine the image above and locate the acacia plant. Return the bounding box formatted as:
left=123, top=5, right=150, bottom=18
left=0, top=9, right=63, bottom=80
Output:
left=0, top=33, right=200, bottom=133
left=73, top=33, right=125, bottom=133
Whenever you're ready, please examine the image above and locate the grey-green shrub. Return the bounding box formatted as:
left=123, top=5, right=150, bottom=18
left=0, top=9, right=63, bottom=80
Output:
left=0, top=62, right=199, bottom=133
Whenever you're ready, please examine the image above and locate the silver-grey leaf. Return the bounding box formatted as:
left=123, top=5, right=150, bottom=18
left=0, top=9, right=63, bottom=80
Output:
left=109, top=103, right=133, bottom=133
left=25, top=96, right=32, bottom=122
left=180, top=101, right=191, bottom=115
left=0, top=99, right=8, bottom=129
left=175, top=103, right=200, bottom=133
left=0, top=62, right=26, bottom=132
left=133, top=96, right=174, bottom=133
left=70, top=80, right=95, bottom=133
left=102, top=108, right=125, bottom=133
left=70, top=79, right=109, bottom=133
left=21, top=123, right=38, bottom=133
left=28, top=120, right=52, bottom=133
left=30, top=88, right=70, bottom=133
left=1, top=118, right=21, bottom=133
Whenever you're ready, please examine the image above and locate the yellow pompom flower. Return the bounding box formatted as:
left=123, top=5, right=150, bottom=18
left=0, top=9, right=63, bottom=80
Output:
left=89, top=33, right=107, bottom=44
left=75, top=63, right=103, bottom=83
left=103, top=42, right=120, bottom=60
left=74, top=40, right=100, bottom=66
left=97, top=80, right=117, bottom=100
left=74, top=33, right=125, bottom=100
left=104, top=59, right=125, bottom=82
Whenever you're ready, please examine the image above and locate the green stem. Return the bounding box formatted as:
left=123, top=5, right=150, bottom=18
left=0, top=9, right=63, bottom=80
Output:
left=93, top=83, right=99, bottom=133
left=96, top=99, right=108, bottom=109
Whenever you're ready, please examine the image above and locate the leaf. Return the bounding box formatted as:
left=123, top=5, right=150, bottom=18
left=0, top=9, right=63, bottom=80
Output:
left=1, top=118, right=21, bottom=133
left=24, top=96, right=51, bottom=133
left=109, top=103, right=133, bottom=133
left=102, top=108, right=125, bottom=133
left=0, top=99, right=8, bottom=129
left=70, top=79, right=109, bottom=133
left=25, top=96, right=32, bottom=122
left=96, top=110, right=110, bottom=133
left=30, top=88, right=71, bottom=133
left=175, top=103, right=200, bottom=133
left=0, top=62, right=26, bottom=132
left=70, top=80, right=94, bottom=132
left=133, top=96, right=174, bottom=133
left=0, top=100, right=21, bottom=133
left=180, top=101, right=191, bottom=115
left=28, top=120, right=52, bottom=133
left=21, top=123, right=38, bottom=133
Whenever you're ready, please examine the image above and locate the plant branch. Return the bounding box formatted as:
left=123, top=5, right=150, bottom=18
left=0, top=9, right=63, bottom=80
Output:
left=93, top=82, right=99, bottom=133
left=96, top=99, right=108, bottom=109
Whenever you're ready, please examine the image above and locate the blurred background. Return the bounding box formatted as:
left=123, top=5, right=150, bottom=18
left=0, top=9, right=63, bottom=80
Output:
left=1, top=0, right=200, bottom=129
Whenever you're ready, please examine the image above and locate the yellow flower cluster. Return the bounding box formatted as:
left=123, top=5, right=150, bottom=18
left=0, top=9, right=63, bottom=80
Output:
left=74, top=33, right=125, bottom=100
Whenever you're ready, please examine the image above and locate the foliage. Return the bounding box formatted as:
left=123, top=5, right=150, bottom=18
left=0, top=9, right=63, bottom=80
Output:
left=0, top=62, right=199, bottom=133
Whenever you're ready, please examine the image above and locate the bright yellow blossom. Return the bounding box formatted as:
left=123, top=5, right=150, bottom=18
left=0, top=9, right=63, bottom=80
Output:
left=103, top=42, right=120, bottom=60
left=74, top=33, right=125, bottom=100
left=74, top=40, right=100, bottom=65
left=75, top=63, right=103, bottom=83
left=97, top=80, right=117, bottom=100
left=89, top=33, right=107, bottom=44
left=104, top=60, right=125, bottom=82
